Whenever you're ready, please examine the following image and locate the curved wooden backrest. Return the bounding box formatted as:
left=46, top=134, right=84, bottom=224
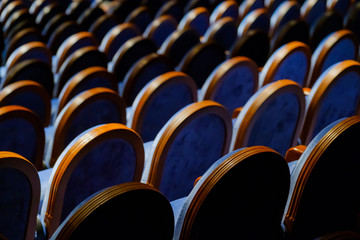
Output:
left=283, top=116, right=360, bottom=239
left=3, top=9, right=33, bottom=39
left=35, top=2, right=63, bottom=30
left=202, top=17, right=237, bottom=51
left=327, top=0, right=352, bottom=16
left=239, top=0, right=264, bottom=20
left=0, top=0, right=26, bottom=25
left=301, top=0, right=326, bottom=26
left=55, top=32, right=99, bottom=74
left=158, top=28, right=200, bottom=66
left=65, top=0, right=90, bottom=20
left=178, top=41, right=226, bottom=88
left=121, top=53, right=174, bottom=106
left=56, top=46, right=108, bottom=96
left=238, top=8, right=270, bottom=37
left=200, top=56, right=259, bottom=114
left=144, top=15, right=178, bottom=48
left=301, top=60, right=360, bottom=145
left=260, top=41, right=311, bottom=87
left=29, top=0, right=52, bottom=16
left=41, top=124, right=144, bottom=237
left=42, top=13, right=70, bottom=42
left=143, top=100, right=232, bottom=201
left=6, top=41, right=52, bottom=72
left=108, top=0, right=141, bottom=23
left=306, top=29, right=358, bottom=88
left=130, top=71, right=197, bottom=142
left=0, top=106, right=45, bottom=170
left=229, top=29, right=270, bottom=67
left=77, top=6, right=105, bottom=31
left=0, top=80, right=51, bottom=127
left=177, top=7, right=210, bottom=36
left=231, top=80, right=305, bottom=156
left=110, top=36, right=157, bottom=83
left=0, top=151, right=40, bottom=240
left=154, top=0, right=183, bottom=22
left=3, top=59, right=54, bottom=97
left=89, top=14, right=119, bottom=42
left=124, top=6, right=153, bottom=33
left=269, top=0, right=300, bottom=37
left=99, top=23, right=140, bottom=61
left=50, top=182, right=173, bottom=239
left=58, top=67, right=118, bottom=114
left=174, top=146, right=290, bottom=239
left=210, top=0, right=239, bottom=24
left=47, top=87, right=126, bottom=167
left=47, top=21, right=83, bottom=54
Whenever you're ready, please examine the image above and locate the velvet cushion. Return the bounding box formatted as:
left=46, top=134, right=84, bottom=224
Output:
left=178, top=8, right=209, bottom=36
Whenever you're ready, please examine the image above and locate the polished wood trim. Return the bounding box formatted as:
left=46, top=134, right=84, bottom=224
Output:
left=232, top=79, right=305, bottom=151
left=284, top=116, right=360, bottom=233
left=147, top=100, right=232, bottom=189
left=0, top=80, right=51, bottom=127
left=45, top=123, right=144, bottom=237
left=232, top=107, right=243, bottom=118
left=240, top=8, right=269, bottom=36
left=6, top=41, right=52, bottom=71
left=262, top=41, right=311, bottom=87
left=1, top=0, right=24, bottom=24
left=50, top=88, right=126, bottom=167
left=0, top=151, right=40, bottom=240
left=210, top=0, right=238, bottom=24
left=144, top=15, right=178, bottom=40
left=57, top=66, right=118, bottom=114
left=301, top=60, right=360, bottom=144
left=178, top=7, right=210, bottom=33
left=0, top=105, right=45, bottom=170
left=285, top=145, right=306, bottom=163
left=130, top=71, right=197, bottom=134
left=306, top=29, right=358, bottom=88
left=269, top=1, right=299, bottom=36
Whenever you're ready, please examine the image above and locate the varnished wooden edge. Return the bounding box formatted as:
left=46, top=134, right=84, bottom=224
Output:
left=204, top=17, right=237, bottom=42
left=210, top=0, right=238, bottom=24
left=58, top=66, right=118, bottom=113
left=285, top=145, right=306, bottom=163
left=269, top=1, right=300, bottom=37
left=0, top=151, right=40, bottom=240
left=50, top=87, right=126, bottom=167
left=301, top=60, right=360, bottom=144
left=1, top=0, right=24, bottom=24
left=130, top=71, right=198, bottom=134
left=0, top=80, right=51, bottom=126
left=232, top=79, right=305, bottom=151
left=5, top=28, right=41, bottom=61
left=179, top=146, right=282, bottom=239
left=45, top=123, right=144, bottom=237
left=144, top=15, right=178, bottom=39
left=147, top=100, right=232, bottom=189
left=203, top=56, right=259, bottom=100
left=0, top=105, right=45, bottom=170
left=263, top=41, right=311, bottom=87
left=241, top=8, right=269, bottom=36
left=284, top=116, right=360, bottom=233
left=179, top=7, right=210, bottom=32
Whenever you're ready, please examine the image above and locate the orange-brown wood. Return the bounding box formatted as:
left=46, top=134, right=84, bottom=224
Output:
left=285, top=145, right=307, bottom=163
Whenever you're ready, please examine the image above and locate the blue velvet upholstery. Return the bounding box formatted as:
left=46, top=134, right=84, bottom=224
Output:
left=203, top=19, right=237, bottom=50
left=211, top=2, right=238, bottom=22
left=5, top=90, right=46, bottom=123
left=58, top=37, right=96, bottom=66
left=144, top=19, right=177, bottom=48
left=158, top=113, right=227, bottom=201
left=0, top=167, right=31, bottom=240
left=239, top=0, right=264, bottom=16
left=238, top=10, right=270, bottom=36
left=271, top=2, right=300, bottom=35
left=178, top=10, right=209, bottom=36
left=60, top=137, right=137, bottom=221
left=309, top=70, right=360, bottom=141
left=201, top=65, right=257, bottom=113
left=0, top=119, right=38, bottom=164
left=301, top=0, right=326, bottom=25
left=131, top=81, right=194, bottom=142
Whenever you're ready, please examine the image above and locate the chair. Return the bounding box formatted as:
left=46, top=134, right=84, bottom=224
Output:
left=3, top=9, right=34, bottom=40
left=65, top=0, right=90, bottom=20
left=230, top=80, right=305, bottom=156
left=210, top=0, right=239, bottom=24
left=259, top=41, right=311, bottom=87
left=40, top=123, right=144, bottom=237
left=239, top=0, right=264, bottom=19
left=269, top=0, right=300, bottom=37
left=77, top=6, right=105, bottom=31
left=0, top=80, right=51, bottom=127
left=88, top=14, right=119, bottom=43
left=142, top=100, right=232, bottom=201
left=129, top=71, right=197, bottom=142
left=174, top=146, right=290, bottom=239
left=283, top=116, right=360, bottom=239
left=99, top=23, right=140, bottom=61
left=110, top=36, right=157, bottom=84
left=3, top=59, right=54, bottom=98
left=29, top=0, right=52, bottom=16
left=50, top=183, right=173, bottom=239
left=178, top=41, right=226, bottom=88
left=57, top=67, right=118, bottom=115
left=177, top=7, right=210, bottom=36
left=35, top=2, right=63, bottom=30
left=0, top=0, right=27, bottom=25
left=306, top=29, right=358, bottom=88
left=121, top=53, right=174, bottom=106
left=108, top=0, right=142, bottom=23
left=345, top=2, right=360, bottom=44
left=0, top=151, right=40, bottom=240
left=143, top=15, right=178, bottom=48
left=301, top=0, right=326, bottom=26
left=327, top=0, right=352, bottom=17
left=155, top=0, right=184, bottom=22
left=202, top=17, right=238, bottom=51
left=200, top=56, right=258, bottom=114
left=42, top=13, right=70, bottom=42
left=237, top=8, right=270, bottom=37
left=124, top=6, right=153, bottom=33
left=300, top=60, right=360, bottom=145
left=158, top=28, right=200, bottom=66
left=47, top=21, right=83, bottom=54
left=45, top=87, right=126, bottom=168
left=55, top=46, right=108, bottom=97
left=229, top=29, right=270, bottom=67
left=0, top=106, right=45, bottom=170
left=5, top=41, right=52, bottom=72
left=55, top=32, right=99, bottom=74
